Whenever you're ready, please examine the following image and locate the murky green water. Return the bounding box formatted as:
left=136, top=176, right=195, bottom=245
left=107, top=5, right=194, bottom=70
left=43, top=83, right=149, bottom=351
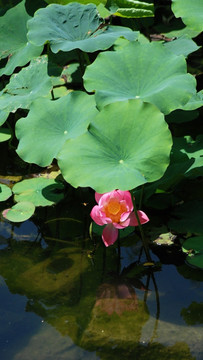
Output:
left=0, top=216, right=202, bottom=360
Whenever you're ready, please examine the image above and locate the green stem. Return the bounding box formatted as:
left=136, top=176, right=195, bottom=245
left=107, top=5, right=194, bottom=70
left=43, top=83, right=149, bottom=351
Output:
left=130, top=190, right=151, bottom=262
left=6, top=123, right=15, bottom=150
left=138, top=185, right=144, bottom=209
left=149, top=272, right=160, bottom=343
left=77, top=49, right=85, bottom=75
left=51, top=89, right=55, bottom=100
left=83, top=52, right=91, bottom=66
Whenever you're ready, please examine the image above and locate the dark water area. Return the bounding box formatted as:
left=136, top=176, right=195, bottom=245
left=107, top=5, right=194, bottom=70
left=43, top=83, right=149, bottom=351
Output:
left=0, top=213, right=202, bottom=360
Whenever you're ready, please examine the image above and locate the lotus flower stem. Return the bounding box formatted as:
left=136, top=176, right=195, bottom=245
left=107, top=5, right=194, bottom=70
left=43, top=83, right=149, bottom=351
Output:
left=130, top=190, right=151, bottom=262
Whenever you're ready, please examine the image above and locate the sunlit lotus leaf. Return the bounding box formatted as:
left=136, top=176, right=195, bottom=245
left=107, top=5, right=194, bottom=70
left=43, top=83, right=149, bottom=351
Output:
left=106, top=0, right=154, bottom=18
left=2, top=201, right=35, bottom=222
left=44, top=0, right=107, bottom=4
left=0, top=0, right=43, bottom=76
left=97, top=3, right=111, bottom=18
left=164, top=35, right=200, bottom=57
left=13, top=178, right=65, bottom=206
left=0, top=184, right=12, bottom=201
left=0, top=128, right=11, bottom=142
left=0, top=56, right=52, bottom=123
left=153, top=232, right=177, bottom=246
left=16, top=92, right=98, bottom=166
left=172, top=0, right=203, bottom=33
left=57, top=99, right=172, bottom=193
left=27, top=3, right=138, bottom=53
left=84, top=41, right=196, bottom=114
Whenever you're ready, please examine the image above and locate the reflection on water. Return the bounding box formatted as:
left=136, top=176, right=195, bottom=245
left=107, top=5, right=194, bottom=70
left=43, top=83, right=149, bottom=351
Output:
left=0, top=216, right=202, bottom=360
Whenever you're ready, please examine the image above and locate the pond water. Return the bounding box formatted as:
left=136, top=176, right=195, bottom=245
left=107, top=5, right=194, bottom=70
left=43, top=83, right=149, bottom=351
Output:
left=0, top=212, right=202, bottom=360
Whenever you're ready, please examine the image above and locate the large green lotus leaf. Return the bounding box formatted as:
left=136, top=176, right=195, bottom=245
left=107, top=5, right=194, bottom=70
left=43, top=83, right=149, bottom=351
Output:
left=27, top=3, right=137, bottom=53
left=0, top=56, right=52, bottom=123
left=0, top=0, right=43, bottom=76
left=16, top=92, right=98, bottom=167
left=2, top=201, right=35, bottom=222
left=13, top=178, right=65, bottom=206
left=57, top=99, right=172, bottom=193
left=84, top=41, right=196, bottom=115
left=0, top=184, right=12, bottom=201
left=106, top=0, right=154, bottom=18
left=172, top=0, right=203, bottom=33
left=0, top=128, right=11, bottom=142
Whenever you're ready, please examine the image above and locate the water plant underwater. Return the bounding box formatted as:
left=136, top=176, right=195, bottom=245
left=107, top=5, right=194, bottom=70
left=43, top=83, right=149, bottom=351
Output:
left=0, top=0, right=203, bottom=269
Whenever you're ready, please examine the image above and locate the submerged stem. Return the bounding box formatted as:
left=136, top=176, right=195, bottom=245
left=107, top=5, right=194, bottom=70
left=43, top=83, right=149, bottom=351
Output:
left=117, top=233, right=121, bottom=274
left=130, top=190, right=151, bottom=262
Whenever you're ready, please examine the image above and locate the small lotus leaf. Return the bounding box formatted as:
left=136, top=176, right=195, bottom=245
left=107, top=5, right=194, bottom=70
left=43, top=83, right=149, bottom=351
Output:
left=44, top=0, right=107, bottom=4
left=2, top=201, right=35, bottom=222
left=181, top=91, right=203, bottom=111
left=106, top=0, right=154, bottom=18
left=159, top=23, right=200, bottom=39
left=0, top=128, right=11, bottom=142
left=0, top=0, right=43, bottom=76
left=164, top=35, right=200, bottom=57
left=186, top=253, right=203, bottom=270
left=13, top=178, right=65, bottom=206
left=153, top=232, right=177, bottom=246
left=84, top=41, right=196, bottom=114
left=173, top=136, right=203, bottom=177
left=0, top=184, right=12, bottom=201
left=57, top=99, right=172, bottom=193
left=172, top=0, right=203, bottom=33
left=27, top=3, right=137, bottom=53
left=0, top=109, right=9, bottom=126
left=182, top=236, right=203, bottom=253
left=0, top=56, right=52, bottom=122
left=16, top=92, right=98, bottom=166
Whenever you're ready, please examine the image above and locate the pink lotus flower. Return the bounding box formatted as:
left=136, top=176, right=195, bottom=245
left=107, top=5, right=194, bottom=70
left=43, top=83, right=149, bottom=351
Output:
left=90, top=190, right=149, bottom=247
